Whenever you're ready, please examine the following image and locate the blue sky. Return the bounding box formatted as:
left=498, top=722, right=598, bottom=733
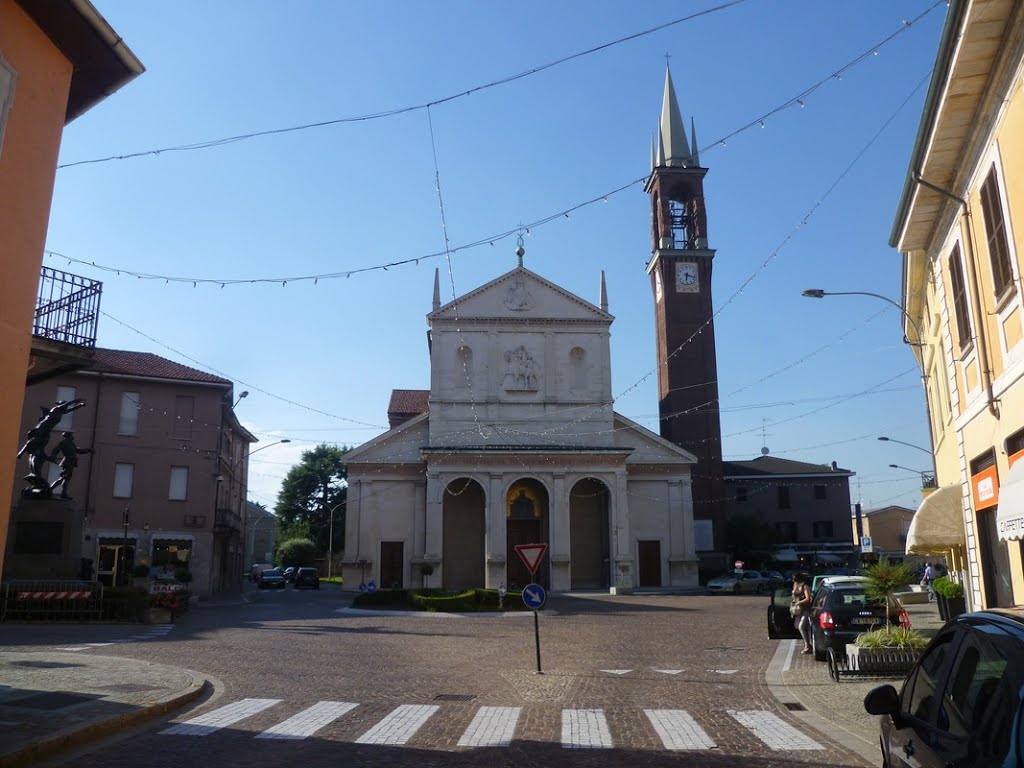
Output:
left=47, top=1, right=947, bottom=512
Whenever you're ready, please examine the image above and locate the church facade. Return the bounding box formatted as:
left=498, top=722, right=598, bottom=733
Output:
left=340, top=262, right=700, bottom=592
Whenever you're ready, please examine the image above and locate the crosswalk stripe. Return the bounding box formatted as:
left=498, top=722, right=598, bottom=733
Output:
left=728, top=709, right=823, bottom=750
left=457, top=706, right=521, bottom=747
left=256, top=701, right=358, bottom=740
left=562, top=709, right=612, bottom=749
left=160, top=698, right=282, bottom=736
left=644, top=709, right=717, bottom=750
left=354, top=704, right=439, bottom=745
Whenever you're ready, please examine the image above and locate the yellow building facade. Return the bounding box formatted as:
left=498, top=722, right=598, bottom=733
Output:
left=892, top=0, right=1024, bottom=609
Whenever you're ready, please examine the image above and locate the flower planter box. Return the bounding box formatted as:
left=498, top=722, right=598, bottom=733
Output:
left=146, top=607, right=173, bottom=624
left=845, top=644, right=920, bottom=677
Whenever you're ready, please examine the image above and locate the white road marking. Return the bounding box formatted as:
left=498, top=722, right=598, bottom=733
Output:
left=599, top=669, right=632, bottom=675
left=457, top=706, right=521, bottom=747
left=644, top=709, right=717, bottom=750
left=653, top=669, right=684, bottom=675
left=711, top=669, right=738, bottom=674
left=782, top=639, right=798, bottom=673
left=729, top=709, right=823, bottom=750
left=256, top=701, right=358, bottom=740
left=562, top=709, right=613, bottom=749
left=354, top=704, right=439, bottom=745
left=160, top=698, right=282, bottom=736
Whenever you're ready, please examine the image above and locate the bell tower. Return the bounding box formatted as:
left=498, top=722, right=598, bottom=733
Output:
left=644, top=65, right=725, bottom=558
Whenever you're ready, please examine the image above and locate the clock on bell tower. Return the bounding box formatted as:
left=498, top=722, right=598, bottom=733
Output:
left=644, top=65, right=725, bottom=559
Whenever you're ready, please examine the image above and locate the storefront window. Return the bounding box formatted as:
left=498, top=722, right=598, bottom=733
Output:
left=152, top=539, right=192, bottom=581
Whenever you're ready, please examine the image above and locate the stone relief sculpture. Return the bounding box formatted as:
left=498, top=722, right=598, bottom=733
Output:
left=503, top=276, right=534, bottom=311
left=16, top=399, right=87, bottom=497
left=503, top=345, right=539, bottom=391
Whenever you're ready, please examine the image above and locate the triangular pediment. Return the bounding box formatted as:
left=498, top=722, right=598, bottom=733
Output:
left=429, top=267, right=612, bottom=323
left=613, top=412, right=697, bottom=465
left=343, top=412, right=428, bottom=464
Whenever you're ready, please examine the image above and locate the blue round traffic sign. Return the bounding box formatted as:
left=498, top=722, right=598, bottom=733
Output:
left=522, top=583, right=546, bottom=610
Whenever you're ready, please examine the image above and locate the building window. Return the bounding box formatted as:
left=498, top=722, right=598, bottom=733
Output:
left=980, top=165, right=1014, bottom=297
left=813, top=484, right=827, bottom=501
left=0, top=55, right=15, bottom=158
left=570, top=347, right=586, bottom=390
left=812, top=520, right=834, bottom=538
left=736, top=486, right=748, bottom=503
left=173, top=396, right=194, bottom=439
left=456, top=346, right=473, bottom=388
left=775, top=521, right=798, bottom=541
left=152, top=539, right=191, bottom=581
left=948, top=244, right=973, bottom=348
left=168, top=467, right=189, bottom=501
left=54, top=385, right=77, bottom=430
left=777, top=486, right=790, bottom=510
left=113, top=463, right=134, bottom=498
left=119, top=392, right=140, bottom=435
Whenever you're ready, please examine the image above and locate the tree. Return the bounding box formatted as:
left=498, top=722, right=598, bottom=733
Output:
left=725, top=514, right=783, bottom=566
left=863, top=559, right=916, bottom=626
left=275, top=443, right=348, bottom=557
left=278, top=538, right=318, bottom=568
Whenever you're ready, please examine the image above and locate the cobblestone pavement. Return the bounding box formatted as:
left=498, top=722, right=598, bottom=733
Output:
left=0, top=588, right=882, bottom=767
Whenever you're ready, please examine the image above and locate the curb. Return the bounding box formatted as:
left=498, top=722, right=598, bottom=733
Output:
left=764, top=639, right=877, bottom=767
left=0, top=672, right=208, bottom=768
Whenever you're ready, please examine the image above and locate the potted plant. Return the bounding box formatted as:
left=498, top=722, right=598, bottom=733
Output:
left=419, top=563, right=434, bottom=588
left=934, top=576, right=966, bottom=620
left=845, top=560, right=926, bottom=675
left=147, top=591, right=184, bottom=623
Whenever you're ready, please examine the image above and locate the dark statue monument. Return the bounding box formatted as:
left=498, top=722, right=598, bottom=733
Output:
left=15, top=399, right=88, bottom=498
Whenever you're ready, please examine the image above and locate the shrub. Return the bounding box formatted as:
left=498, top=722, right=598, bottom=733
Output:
left=863, top=560, right=917, bottom=625
left=174, top=568, right=193, bottom=583
left=101, top=586, right=148, bottom=621
left=411, top=589, right=477, bottom=612
left=933, top=576, right=964, bottom=599
left=132, top=564, right=151, bottom=578
left=150, top=591, right=185, bottom=611
left=278, top=538, right=318, bottom=568
left=855, top=626, right=929, bottom=650
left=352, top=589, right=412, bottom=609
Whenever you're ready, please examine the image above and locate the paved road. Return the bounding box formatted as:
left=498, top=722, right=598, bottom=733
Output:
left=3, top=586, right=870, bottom=767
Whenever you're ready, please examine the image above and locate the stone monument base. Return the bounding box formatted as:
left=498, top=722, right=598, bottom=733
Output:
left=3, top=497, right=82, bottom=580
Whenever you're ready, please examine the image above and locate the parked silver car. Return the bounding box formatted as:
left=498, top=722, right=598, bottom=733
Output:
left=707, top=570, right=770, bottom=594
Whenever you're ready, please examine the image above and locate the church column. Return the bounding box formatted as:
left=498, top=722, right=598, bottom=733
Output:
left=667, top=476, right=699, bottom=587
left=485, top=473, right=506, bottom=588
left=612, top=468, right=634, bottom=590
left=424, top=472, right=443, bottom=583
left=413, top=479, right=431, bottom=587
left=341, top=478, right=363, bottom=588
left=550, top=472, right=570, bottom=591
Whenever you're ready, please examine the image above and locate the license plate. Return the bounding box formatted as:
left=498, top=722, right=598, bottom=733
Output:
left=851, top=617, right=879, bottom=626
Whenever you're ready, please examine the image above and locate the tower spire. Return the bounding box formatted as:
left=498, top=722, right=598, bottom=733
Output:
left=432, top=268, right=440, bottom=311
left=599, top=270, right=608, bottom=312
left=690, top=116, right=700, bottom=167
left=659, top=65, right=691, bottom=167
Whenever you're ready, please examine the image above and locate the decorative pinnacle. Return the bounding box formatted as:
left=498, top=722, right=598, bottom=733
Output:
left=515, top=233, right=525, bottom=267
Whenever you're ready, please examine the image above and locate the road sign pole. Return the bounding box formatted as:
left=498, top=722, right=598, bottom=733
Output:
left=533, top=605, right=542, bottom=674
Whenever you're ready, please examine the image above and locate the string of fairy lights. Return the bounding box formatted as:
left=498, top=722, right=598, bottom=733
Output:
left=43, top=5, right=945, bottom=515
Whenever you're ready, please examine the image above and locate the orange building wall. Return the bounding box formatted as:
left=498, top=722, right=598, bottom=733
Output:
left=0, top=0, right=74, bottom=575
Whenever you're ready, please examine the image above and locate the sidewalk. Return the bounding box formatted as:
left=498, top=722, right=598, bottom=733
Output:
left=766, top=598, right=946, bottom=766
left=0, top=651, right=207, bottom=768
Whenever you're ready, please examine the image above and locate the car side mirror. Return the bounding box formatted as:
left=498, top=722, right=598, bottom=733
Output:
left=864, top=685, right=900, bottom=717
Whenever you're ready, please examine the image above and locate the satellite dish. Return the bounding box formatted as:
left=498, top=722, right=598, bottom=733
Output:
left=761, top=446, right=770, bottom=456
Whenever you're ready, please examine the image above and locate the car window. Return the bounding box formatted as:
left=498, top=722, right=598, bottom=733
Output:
left=902, top=632, right=957, bottom=725
left=811, top=588, right=827, bottom=609
left=939, top=624, right=1022, bottom=759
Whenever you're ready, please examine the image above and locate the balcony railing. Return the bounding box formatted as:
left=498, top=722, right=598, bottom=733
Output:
left=34, top=267, right=101, bottom=348
left=215, top=508, right=241, bottom=533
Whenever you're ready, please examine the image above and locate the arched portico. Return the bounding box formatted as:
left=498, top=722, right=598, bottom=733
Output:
left=569, top=477, right=611, bottom=589
left=442, top=477, right=486, bottom=589
left=505, top=477, right=549, bottom=589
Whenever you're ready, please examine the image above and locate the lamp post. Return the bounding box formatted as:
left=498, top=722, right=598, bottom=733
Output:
left=232, top=390, right=249, bottom=408
left=324, top=501, right=345, bottom=581
left=120, top=506, right=130, bottom=586
left=877, top=436, right=933, bottom=455
left=800, top=289, right=924, bottom=347
left=888, top=464, right=937, bottom=489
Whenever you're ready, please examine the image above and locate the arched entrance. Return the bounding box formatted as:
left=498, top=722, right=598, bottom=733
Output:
left=506, top=478, right=549, bottom=589
left=569, top=478, right=610, bottom=589
left=442, top=477, right=486, bottom=589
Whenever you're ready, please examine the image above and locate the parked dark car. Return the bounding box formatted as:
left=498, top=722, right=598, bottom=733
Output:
left=293, top=567, right=320, bottom=590
left=808, top=581, right=908, bottom=661
left=257, top=568, right=286, bottom=589
left=766, top=581, right=908, bottom=661
left=864, top=608, right=1024, bottom=768
left=282, top=566, right=296, bottom=583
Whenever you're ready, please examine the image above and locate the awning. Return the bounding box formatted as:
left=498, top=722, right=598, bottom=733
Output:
left=996, top=460, right=1024, bottom=541
left=816, top=553, right=843, bottom=564
left=906, top=485, right=966, bottom=555
left=773, top=549, right=800, bottom=563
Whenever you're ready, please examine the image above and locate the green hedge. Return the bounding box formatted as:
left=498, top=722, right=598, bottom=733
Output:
left=933, top=576, right=964, bottom=599
left=351, top=587, right=533, bottom=612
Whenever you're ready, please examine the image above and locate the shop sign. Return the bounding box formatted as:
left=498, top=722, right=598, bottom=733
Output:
left=971, top=465, right=999, bottom=510
left=151, top=583, right=186, bottom=593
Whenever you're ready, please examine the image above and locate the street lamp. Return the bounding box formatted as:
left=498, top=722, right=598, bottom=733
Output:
left=233, top=390, right=249, bottom=408
left=218, top=438, right=291, bottom=481
left=877, top=436, right=933, bottom=455
left=888, top=464, right=937, bottom=489
left=800, top=289, right=923, bottom=347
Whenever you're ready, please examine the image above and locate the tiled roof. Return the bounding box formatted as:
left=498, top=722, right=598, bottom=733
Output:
left=91, top=348, right=231, bottom=385
left=387, top=389, right=429, bottom=428
left=723, top=456, right=853, bottom=477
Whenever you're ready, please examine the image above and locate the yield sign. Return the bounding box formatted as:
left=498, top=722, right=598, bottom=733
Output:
left=514, top=543, right=547, bottom=574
